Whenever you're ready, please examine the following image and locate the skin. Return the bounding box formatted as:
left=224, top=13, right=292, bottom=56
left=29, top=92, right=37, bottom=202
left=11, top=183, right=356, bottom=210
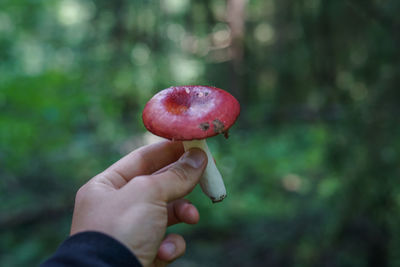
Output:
left=70, top=141, right=207, bottom=267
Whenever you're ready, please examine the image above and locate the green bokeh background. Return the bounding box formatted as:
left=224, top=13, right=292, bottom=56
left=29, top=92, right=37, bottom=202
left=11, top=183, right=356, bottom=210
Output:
left=1, top=0, right=400, bottom=266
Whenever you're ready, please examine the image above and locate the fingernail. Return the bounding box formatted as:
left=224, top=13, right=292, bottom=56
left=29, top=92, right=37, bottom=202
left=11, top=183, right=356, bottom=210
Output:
left=161, top=242, right=176, bottom=256
left=181, top=149, right=206, bottom=168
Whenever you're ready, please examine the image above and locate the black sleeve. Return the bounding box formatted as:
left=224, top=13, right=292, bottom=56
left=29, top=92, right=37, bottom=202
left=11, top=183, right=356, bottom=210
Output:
left=41, top=231, right=142, bottom=267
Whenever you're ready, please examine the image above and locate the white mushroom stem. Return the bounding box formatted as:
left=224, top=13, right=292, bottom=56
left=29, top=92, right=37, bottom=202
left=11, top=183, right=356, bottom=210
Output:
left=183, top=139, right=226, bottom=203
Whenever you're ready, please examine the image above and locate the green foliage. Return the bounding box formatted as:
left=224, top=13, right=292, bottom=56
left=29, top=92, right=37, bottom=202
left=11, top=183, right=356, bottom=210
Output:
left=1, top=0, right=400, bottom=266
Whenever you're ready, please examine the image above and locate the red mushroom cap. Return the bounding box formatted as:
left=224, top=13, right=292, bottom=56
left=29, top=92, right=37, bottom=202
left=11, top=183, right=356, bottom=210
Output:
left=142, top=85, right=240, bottom=141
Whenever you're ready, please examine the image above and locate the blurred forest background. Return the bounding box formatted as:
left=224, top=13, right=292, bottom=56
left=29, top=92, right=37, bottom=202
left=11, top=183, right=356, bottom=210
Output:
left=1, top=0, right=400, bottom=266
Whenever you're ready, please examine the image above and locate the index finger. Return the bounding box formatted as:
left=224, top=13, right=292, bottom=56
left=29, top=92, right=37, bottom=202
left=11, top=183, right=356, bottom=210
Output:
left=95, top=140, right=184, bottom=188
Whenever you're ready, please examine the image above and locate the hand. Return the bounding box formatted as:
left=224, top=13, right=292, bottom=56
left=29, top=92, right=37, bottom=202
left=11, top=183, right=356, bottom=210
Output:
left=70, top=141, right=207, bottom=267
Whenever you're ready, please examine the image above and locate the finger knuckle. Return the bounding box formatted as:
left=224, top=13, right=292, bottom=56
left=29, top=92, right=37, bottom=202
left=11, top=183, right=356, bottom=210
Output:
left=75, top=185, right=88, bottom=204
left=169, top=165, right=189, bottom=184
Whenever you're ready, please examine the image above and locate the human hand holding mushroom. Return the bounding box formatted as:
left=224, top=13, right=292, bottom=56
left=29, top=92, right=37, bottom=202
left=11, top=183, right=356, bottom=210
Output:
left=68, top=86, right=239, bottom=267
left=70, top=141, right=208, bottom=266
left=143, top=86, right=240, bottom=203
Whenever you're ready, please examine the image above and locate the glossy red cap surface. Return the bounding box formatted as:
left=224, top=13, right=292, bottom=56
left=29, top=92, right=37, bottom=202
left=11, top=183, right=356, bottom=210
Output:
left=142, top=86, right=240, bottom=141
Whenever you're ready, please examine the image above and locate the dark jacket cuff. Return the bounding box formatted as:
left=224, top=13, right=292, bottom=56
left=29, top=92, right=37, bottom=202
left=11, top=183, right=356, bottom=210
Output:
left=41, top=231, right=142, bottom=267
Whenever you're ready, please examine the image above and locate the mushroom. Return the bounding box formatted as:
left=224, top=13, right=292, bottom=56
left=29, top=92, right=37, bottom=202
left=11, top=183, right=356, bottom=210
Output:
left=142, top=85, right=240, bottom=203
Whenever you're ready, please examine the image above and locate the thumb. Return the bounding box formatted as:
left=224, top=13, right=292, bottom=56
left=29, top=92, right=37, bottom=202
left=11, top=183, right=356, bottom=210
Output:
left=147, top=148, right=207, bottom=202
